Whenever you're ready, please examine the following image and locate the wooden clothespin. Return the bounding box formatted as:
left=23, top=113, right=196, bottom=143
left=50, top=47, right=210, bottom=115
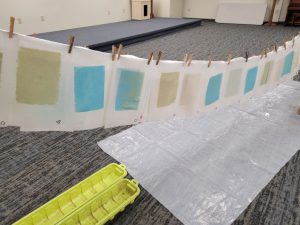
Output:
left=9, top=16, right=15, bottom=38
left=183, top=54, right=189, bottom=65
left=260, top=49, right=266, bottom=59
left=68, top=36, right=75, bottom=54
left=147, top=52, right=154, bottom=65
left=112, top=45, right=117, bottom=61
left=208, top=55, right=212, bottom=68
left=245, top=50, right=249, bottom=62
left=156, top=51, right=162, bottom=65
left=273, top=44, right=278, bottom=53
left=187, top=54, right=193, bottom=66
left=30, top=33, right=37, bottom=37
left=292, top=36, right=295, bottom=47
left=283, top=42, right=287, bottom=50
left=116, top=44, right=123, bottom=60
left=227, top=54, right=232, bottom=65
left=265, top=48, right=269, bottom=58
left=297, top=106, right=300, bottom=115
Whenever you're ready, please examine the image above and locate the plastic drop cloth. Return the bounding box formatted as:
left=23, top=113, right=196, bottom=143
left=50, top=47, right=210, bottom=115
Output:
left=98, top=80, right=300, bottom=225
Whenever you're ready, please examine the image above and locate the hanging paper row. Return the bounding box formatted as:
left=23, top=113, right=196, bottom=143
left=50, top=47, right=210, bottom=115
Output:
left=0, top=30, right=299, bottom=131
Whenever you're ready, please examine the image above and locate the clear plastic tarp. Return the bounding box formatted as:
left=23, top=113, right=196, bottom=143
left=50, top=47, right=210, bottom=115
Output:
left=98, top=80, right=300, bottom=225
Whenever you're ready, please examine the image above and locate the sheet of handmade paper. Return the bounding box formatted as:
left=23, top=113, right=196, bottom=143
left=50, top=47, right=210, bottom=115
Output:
left=147, top=60, right=184, bottom=121
left=273, top=42, right=295, bottom=85
left=7, top=35, right=71, bottom=131
left=196, top=60, right=228, bottom=115
left=283, top=42, right=295, bottom=78
left=105, top=55, right=151, bottom=128
left=0, top=51, right=3, bottom=84
left=238, top=55, right=262, bottom=102
left=99, top=80, right=300, bottom=225
left=221, top=57, right=246, bottom=106
left=177, top=61, right=210, bottom=117
left=293, top=35, right=300, bottom=74
left=64, top=47, right=112, bottom=130
left=0, top=30, right=19, bottom=127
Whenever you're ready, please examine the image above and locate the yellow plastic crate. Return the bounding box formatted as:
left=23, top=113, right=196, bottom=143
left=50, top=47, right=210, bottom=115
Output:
left=57, top=179, right=140, bottom=225
left=13, top=163, right=127, bottom=225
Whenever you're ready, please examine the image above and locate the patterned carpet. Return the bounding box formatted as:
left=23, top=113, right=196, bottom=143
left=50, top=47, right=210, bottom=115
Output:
left=1, top=21, right=300, bottom=225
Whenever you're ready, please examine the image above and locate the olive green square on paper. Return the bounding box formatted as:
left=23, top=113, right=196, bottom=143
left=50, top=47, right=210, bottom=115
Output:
left=16, top=47, right=61, bottom=105
left=225, top=68, right=242, bottom=97
left=180, top=74, right=201, bottom=106
left=157, top=72, right=180, bottom=108
left=260, top=61, right=273, bottom=85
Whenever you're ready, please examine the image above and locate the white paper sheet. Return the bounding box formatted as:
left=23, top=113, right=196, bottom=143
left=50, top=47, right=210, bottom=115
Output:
left=99, top=80, right=300, bottom=225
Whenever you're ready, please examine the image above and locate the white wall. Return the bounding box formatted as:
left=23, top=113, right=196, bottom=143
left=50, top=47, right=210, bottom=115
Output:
left=184, top=0, right=218, bottom=19
left=182, top=0, right=288, bottom=22
left=0, top=0, right=131, bottom=34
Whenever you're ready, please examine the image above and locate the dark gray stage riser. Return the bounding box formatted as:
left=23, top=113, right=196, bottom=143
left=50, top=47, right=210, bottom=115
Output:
left=89, top=20, right=202, bottom=52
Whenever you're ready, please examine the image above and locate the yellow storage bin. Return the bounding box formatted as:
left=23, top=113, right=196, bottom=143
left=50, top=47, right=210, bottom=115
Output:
left=57, top=179, right=140, bottom=225
left=13, top=163, right=127, bottom=225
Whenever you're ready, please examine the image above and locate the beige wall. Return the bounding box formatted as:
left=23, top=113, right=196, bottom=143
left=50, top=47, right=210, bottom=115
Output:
left=0, top=0, right=131, bottom=34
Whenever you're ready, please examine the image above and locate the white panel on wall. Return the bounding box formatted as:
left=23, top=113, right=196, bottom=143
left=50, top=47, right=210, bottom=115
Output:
left=216, top=2, right=267, bottom=25
left=170, top=0, right=184, bottom=18
left=264, top=0, right=284, bottom=22
left=183, top=0, right=288, bottom=23
left=279, top=0, right=290, bottom=22
left=153, top=0, right=171, bottom=17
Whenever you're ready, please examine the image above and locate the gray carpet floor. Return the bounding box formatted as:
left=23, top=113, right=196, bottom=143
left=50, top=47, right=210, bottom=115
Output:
left=124, top=20, right=300, bottom=61
left=1, top=21, right=300, bottom=225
